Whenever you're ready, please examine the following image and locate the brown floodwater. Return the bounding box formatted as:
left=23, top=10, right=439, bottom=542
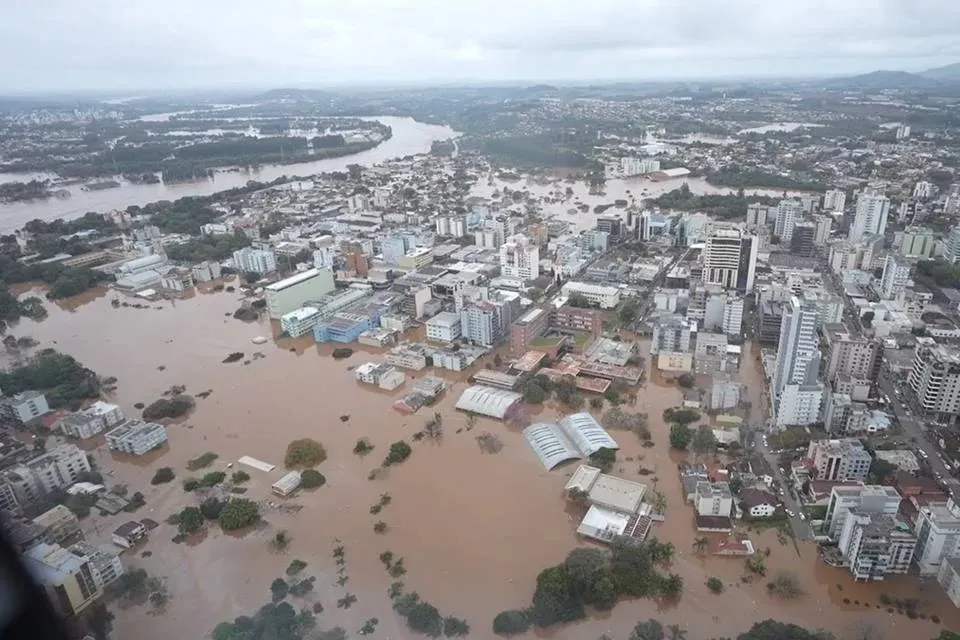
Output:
left=4, top=289, right=958, bottom=639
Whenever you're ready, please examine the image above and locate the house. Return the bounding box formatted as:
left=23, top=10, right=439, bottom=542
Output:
left=111, top=521, right=147, bottom=549
left=708, top=537, right=756, bottom=556
left=740, top=488, right=778, bottom=518
left=272, top=471, right=302, bottom=497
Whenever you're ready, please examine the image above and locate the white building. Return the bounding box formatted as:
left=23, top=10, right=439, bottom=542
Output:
left=774, top=199, right=802, bottom=243
left=806, top=438, right=873, bottom=482
left=701, top=226, right=757, bottom=292
left=191, top=260, right=222, bottom=282
left=879, top=255, right=911, bottom=301
left=265, top=268, right=336, bottom=319
left=651, top=315, right=695, bottom=355
left=938, top=558, right=960, bottom=608
left=2, top=391, right=50, bottom=424
left=425, top=312, right=462, bottom=343
left=695, top=481, right=733, bottom=517
left=823, top=189, right=847, bottom=213
left=907, top=339, right=960, bottom=424
left=2, top=444, right=92, bottom=506
left=354, top=362, right=406, bottom=391
left=499, top=233, right=540, bottom=281
left=813, top=214, right=833, bottom=244
left=105, top=420, right=168, bottom=455
left=914, top=496, right=960, bottom=575
left=560, top=282, right=621, bottom=309
left=722, top=296, right=744, bottom=335
left=849, top=192, right=890, bottom=242
left=823, top=484, right=902, bottom=540
left=280, top=306, right=322, bottom=338
left=232, top=247, right=277, bottom=275
left=775, top=383, right=824, bottom=427
left=945, top=227, right=960, bottom=265
left=57, top=401, right=124, bottom=439
left=837, top=512, right=917, bottom=581
left=773, top=296, right=821, bottom=397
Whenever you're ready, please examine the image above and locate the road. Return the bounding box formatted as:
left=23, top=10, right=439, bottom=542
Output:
left=877, top=370, right=954, bottom=480
left=753, top=437, right=813, bottom=542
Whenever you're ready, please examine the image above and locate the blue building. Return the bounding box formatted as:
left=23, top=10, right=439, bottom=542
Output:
left=314, top=303, right=387, bottom=343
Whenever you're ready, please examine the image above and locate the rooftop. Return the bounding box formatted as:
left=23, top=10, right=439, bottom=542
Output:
left=265, top=268, right=324, bottom=291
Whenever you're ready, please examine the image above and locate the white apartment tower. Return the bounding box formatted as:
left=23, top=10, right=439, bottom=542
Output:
left=907, top=339, right=960, bottom=424
left=701, top=226, right=757, bottom=293
left=945, top=227, right=960, bottom=265
left=499, top=234, right=540, bottom=281
left=879, top=255, right=911, bottom=300
left=823, top=189, right=847, bottom=213
left=773, top=296, right=821, bottom=396
left=774, top=199, right=802, bottom=243
left=849, top=192, right=890, bottom=242
left=914, top=495, right=960, bottom=575
left=233, top=247, right=277, bottom=275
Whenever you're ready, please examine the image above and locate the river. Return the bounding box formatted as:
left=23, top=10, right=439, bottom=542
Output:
left=0, top=116, right=456, bottom=234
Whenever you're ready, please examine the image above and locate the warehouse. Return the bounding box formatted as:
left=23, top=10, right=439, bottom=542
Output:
left=523, top=412, right=619, bottom=470
left=454, top=385, right=523, bottom=420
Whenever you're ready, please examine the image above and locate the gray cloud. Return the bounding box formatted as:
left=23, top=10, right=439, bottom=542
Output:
left=2, top=0, right=960, bottom=92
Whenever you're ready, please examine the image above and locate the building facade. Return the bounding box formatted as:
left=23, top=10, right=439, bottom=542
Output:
left=907, top=339, right=960, bottom=424
left=105, top=420, right=168, bottom=455
left=265, top=268, right=336, bottom=319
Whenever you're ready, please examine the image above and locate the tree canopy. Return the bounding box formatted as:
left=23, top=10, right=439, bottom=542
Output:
left=0, top=349, right=100, bottom=409
left=219, top=499, right=260, bottom=531
left=284, top=439, right=327, bottom=468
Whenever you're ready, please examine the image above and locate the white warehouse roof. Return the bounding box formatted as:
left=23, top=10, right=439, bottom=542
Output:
left=524, top=423, right=582, bottom=470
left=559, top=413, right=619, bottom=456
left=523, top=413, right=619, bottom=471
left=454, top=385, right=522, bottom=419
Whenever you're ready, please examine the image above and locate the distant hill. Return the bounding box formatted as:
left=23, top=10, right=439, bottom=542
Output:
left=823, top=69, right=943, bottom=91
left=921, top=62, right=960, bottom=80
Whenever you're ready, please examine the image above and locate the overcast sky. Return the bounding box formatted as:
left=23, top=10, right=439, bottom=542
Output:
left=3, top=0, right=960, bottom=93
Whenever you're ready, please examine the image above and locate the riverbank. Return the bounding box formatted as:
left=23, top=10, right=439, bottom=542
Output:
left=0, top=116, right=457, bottom=233
left=5, top=288, right=957, bottom=640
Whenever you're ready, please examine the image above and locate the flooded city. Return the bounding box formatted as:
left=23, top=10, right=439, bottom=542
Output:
left=3, top=284, right=957, bottom=640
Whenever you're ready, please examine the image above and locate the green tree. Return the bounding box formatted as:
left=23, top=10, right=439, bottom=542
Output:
left=492, top=610, right=530, bottom=635
left=523, top=382, right=546, bottom=404
left=691, top=425, right=717, bottom=457
left=406, top=601, right=443, bottom=636
left=529, top=565, right=585, bottom=627
left=564, top=547, right=610, bottom=585
left=284, top=438, right=327, bottom=468
left=737, top=619, right=835, bottom=640
left=383, top=440, right=412, bottom=466
left=618, top=299, right=640, bottom=325
left=589, top=447, right=616, bottom=472
left=219, top=499, right=260, bottom=531
left=300, top=469, right=326, bottom=488
left=630, top=618, right=664, bottom=640
left=868, top=458, right=896, bottom=484
left=177, top=506, right=204, bottom=534
left=567, top=292, right=592, bottom=308
left=669, top=423, right=693, bottom=449
left=443, top=616, right=470, bottom=637
left=230, top=470, right=250, bottom=484
left=151, top=467, right=175, bottom=485
left=270, top=577, right=289, bottom=602
left=693, top=537, right=709, bottom=554
left=677, top=373, right=695, bottom=388
left=667, top=625, right=688, bottom=640
left=706, top=577, right=724, bottom=593
left=200, top=497, right=224, bottom=520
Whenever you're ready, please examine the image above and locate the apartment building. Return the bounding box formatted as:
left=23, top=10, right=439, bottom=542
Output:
left=695, top=481, right=733, bottom=517
left=56, top=401, right=125, bottom=440
left=822, top=326, right=882, bottom=386
left=105, top=420, right=168, bottom=455
left=945, top=227, right=960, bottom=265
left=790, top=222, right=816, bottom=258
left=879, top=255, right=911, bottom=300
left=897, top=227, right=937, bottom=259
left=823, top=189, right=846, bottom=213
left=913, top=495, right=960, bottom=576
left=499, top=233, right=540, bottom=280
left=2, top=390, right=50, bottom=424
left=806, top=439, right=873, bottom=482
left=651, top=315, right=695, bottom=356
left=2, top=444, right=92, bottom=507
left=849, top=192, right=890, bottom=242
left=774, top=199, right=802, bottom=243
left=232, top=247, right=277, bottom=275
left=907, top=338, right=960, bottom=425
left=24, top=542, right=102, bottom=616
left=694, top=332, right=738, bottom=374
left=426, top=312, right=462, bottom=343
left=265, top=268, right=337, bottom=319
left=824, top=484, right=902, bottom=540
left=837, top=512, right=917, bottom=581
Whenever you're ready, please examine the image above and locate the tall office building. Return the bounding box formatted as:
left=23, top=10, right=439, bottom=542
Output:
left=849, top=192, right=890, bottom=242
left=774, top=199, right=802, bottom=243
left=879, top=255, right=911, bottom=300
left=823, top=189, right=847, bottom=213
left=790, top=222, right=817, bottom=257
left=499, top=234, right=540, bottom=280
left=701, top=226, right=757, bottom=293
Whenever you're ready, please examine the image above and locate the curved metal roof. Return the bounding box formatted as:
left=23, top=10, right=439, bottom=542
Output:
left=454, top=385, right=522, bottom=419
left=523, top=423, right=582, bottom=470
left=558, top=413, right=619, bottom=456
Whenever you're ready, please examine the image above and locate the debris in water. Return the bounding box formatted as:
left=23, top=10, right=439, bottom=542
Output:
left=340, top=415, right=350, bottom=422
left=222, top=352, right=244, bottom=364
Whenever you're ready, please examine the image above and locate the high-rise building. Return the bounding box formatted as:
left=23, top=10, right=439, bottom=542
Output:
left=651, top=315, right=695, bottom=355
left=823, top=189, right=847, bottom=213
left=897, top=227, right=937, bottom=259
left=381, top=235, right=408, bottom=266
left=1, top=444, right=92, bottom=508
left=812, top=214, right=833, bottom=244
left=499, top=234, right=540, bottom=281
left=773, top=296, right=820, bottom=396
left=945, top=227, right=960, bottom=265
left=232, top=247, right=277, bottom=275
left=837, top=512, right=917, bottom=581
left=24, top=542, right=103, bottom=616
left=914, top=495, right=960, bottom=575
left=790, top=222, right=817, bottom=257
left=879, top=255, right=911, bottom=300
left=774, top=199, right=802, bottom=243
left=746, top=203, right=770, bottom=228
left=722, top=296, right=744, bottom=336
left=805, top=438, right=873, bottom=482
left=701, top=226, right=757, bottom=292
left=823, top=327, right=882, bottom=384
left=849, top=192, right=890, bottom=242
left=907, top=339, right=960, bottom=424
left=823, top=484, right=902, bottom=540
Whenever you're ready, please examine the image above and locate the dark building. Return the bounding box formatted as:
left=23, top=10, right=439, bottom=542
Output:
left=790, top=222, right=816, bottom=258
left=759, top=300, right=784, bottom=347
left=596, top=217, right=623, bottom=237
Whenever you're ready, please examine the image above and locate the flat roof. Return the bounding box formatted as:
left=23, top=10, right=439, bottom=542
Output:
left=577, top=504, right=630, bottom=539
left=590, top=473, right=646, bottom=514
left=517, top=307, right=545, bottom=324
left=265, top=268, right=323, bottom=291
left=565, top=464, right=602, bottom=493
left=282, top=306, right=320, bottom=321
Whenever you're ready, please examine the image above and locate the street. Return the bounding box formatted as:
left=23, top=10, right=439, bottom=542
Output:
left=754, top=437, right=813, bottom=542
left=877, top=371, right=954, bottom=480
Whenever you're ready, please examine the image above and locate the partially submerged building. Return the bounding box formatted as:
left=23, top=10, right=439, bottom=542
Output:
left=523, top=413, right=619, bottom=470
left=454, top=386, right=523, bottom=420
left=563, top=465, right=651, bottom=543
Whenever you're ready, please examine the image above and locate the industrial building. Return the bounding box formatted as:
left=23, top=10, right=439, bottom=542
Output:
left=523, top=413, right=619, bottom=470
left=454, top=386, right=523, bottom=420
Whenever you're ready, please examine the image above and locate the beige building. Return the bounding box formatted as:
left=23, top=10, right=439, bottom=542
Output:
left=24, top=542, right=102, bottom=616
left=265, top=268, right=336, bottom=319
left=823, top=326, right=882, bottom=384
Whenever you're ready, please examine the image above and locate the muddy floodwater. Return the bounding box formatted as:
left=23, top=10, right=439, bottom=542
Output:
left=4, top=288, right=958, bottom=640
